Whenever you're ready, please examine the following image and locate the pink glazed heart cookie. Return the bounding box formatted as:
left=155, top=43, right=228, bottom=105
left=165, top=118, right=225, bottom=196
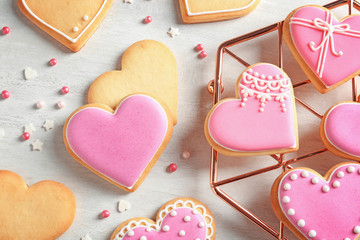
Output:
left=320, top=102, right=360, bottom=161
left=110, top=197, right=216, bottom=240
left=204, top=63, right=298, bottom=156
left=284, top=5, right=360, bottom=93
left=63, top=94, right=173, bottom=192
left=271, top=163, right=360, bottom=240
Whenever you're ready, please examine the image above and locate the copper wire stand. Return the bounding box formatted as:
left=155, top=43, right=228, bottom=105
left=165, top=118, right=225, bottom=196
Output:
left=207, top=0, right=360, bottom=239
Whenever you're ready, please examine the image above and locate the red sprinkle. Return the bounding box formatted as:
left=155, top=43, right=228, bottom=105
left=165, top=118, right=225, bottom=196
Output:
left=61, top=86, right=69, bottom=94
left=144, top=16, right=152, bottom=24
left=2, top=27, right=10, bottom=35
left=168, top=163, right=177, bottom=172
left=49, top=58, right=57, bottom=66
left=101, top=210, right=110, bottom=218
left=1, top=90, right=10, bottom=99
left=196, top=44, right=204, bottom=51
left=200, top=51, right=208, bottom=58
left=22, top=132, right=30, bottom=140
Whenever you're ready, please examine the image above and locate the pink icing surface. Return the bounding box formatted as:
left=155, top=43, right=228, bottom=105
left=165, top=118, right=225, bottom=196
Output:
left=66, top=94, right=168, bottom=188
left=290, top=6, right=360, bottom=87
left=324, top=102, right=360, bottom=157
left=278, top=164, right=360, bottom=239
left=122, top=207, right=207, bottom=240
left=208, top=63, right=297, bottom=152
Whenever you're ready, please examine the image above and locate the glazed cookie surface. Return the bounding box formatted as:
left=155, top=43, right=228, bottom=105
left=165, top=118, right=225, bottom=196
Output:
left=178, top=0, right=261, bottom=23
left=110, top=197, right=216, bottom=240
left=283, top=5, right=360, bottom=93
left=17, top=0, right=114, bottom=52
left=204, top=63, right=298, bottom=156
left=0, top=170, right=76, bottom=240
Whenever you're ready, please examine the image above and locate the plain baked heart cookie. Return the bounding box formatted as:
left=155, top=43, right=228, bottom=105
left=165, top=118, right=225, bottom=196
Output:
left=17, top=0, right=114, bottom=52
left=271, top=163, right=360, bottom=240
left=110, top=197, right=216, bottom=240
left=320, top=101, right=360, bottom=161
left=178, top=0, right=261, bottom=23
left=64, top=94, right=173, bottom=192
left=88, top=40, right=178, bottom=125
left=283, top=5, right=360, bottom=93
left=0, top=170, right=76, bottom=240
left=204, top=63, right=298, bottom=156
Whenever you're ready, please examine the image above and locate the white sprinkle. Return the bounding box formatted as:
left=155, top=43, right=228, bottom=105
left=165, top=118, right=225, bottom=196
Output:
left=311, top=177, right=319, bottom=184
left=118, top=200, right=131, bottom=212
left=282, top=196, right=290, bottom=203
left=301, top=171, right=309, bottom=178
left=308, top=230, right=316, bottom=237
left=170, top=211, right=177, bottom=217
left=80, top=234, right=92, bottom=240
left=178, top=230, right=185, bottom=237
left=146, top=227, right=151, bottom=232
left=333, top=181, right=340, bottom=188
left=140, top=236, right=147, bottom=240
left=322, top=185, right=330, bottom=193
left=297, top=219, right=305, bottom=227
left=162, top=225, right=170, bottom=232
left=83, top=15, right=89, bottom=21
left=184, top=216, right=191, bottom=222
left=287, top=209, right=295, bottom=216
left=283, top=183, right=291, bottom=191
left=347, top=166, right=355, bottom=173
left=198, top=222, right=205, bottom=228
left=127, top=230, right=134, bottom=236
left=24, top=67, right=37, bottom=80
left=345, top=238, right=351, bottom=240
left=354, top=226, right=360, bottom=234
left=290, top=173, right=298, bottom=181
left=167, top=27, right=179, bottom=38
left=73, top=26, right=79, bottom=32
left=337, top=171, right=345, bottom=178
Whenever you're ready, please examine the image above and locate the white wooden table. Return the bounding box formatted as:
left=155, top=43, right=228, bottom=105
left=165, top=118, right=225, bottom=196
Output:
left=0, top=0, right=355, bottom=239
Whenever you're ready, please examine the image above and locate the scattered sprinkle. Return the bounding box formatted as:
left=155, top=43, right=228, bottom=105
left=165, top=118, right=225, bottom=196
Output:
left=118, top=200, right=132, bottom=212
left=1, top=90, right=10, bottom=99
left=57, top=100, right=65, bottom=109
left=22, top=132, right=30, bottom=141
left=2, top=26, right=10, bottom=35
left=31, top=139, right=43, bottom=151
left=144, top=16, right=152, bottom=24
left=24, top=67, right=37, bottom=80
left=167, top=27, right=179, bottom=38
left=168, top=163, right=177, bottom=172
left=61, top=86, right=70, bottom=94
left=80, top=234, right=92, bottom=240
left=101, top=210, right=110, bottom=218
left=49, top=58, right=57, bottom=66
left=24, top=123, right=36, bottom=134
left=0, top=129, right=5, bottom=138
left=42, top=120, right=54, bottom=131
left=36, top=100, right=45, bottom=109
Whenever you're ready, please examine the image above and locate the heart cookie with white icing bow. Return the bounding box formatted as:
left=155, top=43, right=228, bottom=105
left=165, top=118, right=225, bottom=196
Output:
left=110, top=198, right=216, bottom=240
left=178, top=0, right=261, bottom=23
left=283, top=5, right=360, bottom=93
left=204, top=63, right=298, bottom=156
left=271, top=163, right=360, bottom=240
left=320, top=101, right=360, bottom=161
left=17, top=0, right=114, bottom=52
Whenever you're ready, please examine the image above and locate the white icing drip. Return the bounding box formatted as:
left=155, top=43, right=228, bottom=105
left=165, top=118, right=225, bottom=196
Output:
left=184, top=0, right=257, bottom=16
left=21, top=0, right=107, bottom=43
left=242, top=72, right=291, bottom=91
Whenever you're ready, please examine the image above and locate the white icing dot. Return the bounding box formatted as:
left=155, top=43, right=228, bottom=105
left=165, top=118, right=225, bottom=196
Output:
left=251, top=84, right=255, bottom=88
left=146, top=227, right=152, bottom=232
left=162, top=225, right=170, bottom=232
left=338, top=50, right=343, bottom=56
left=297, top=219, right=305, bottom=227
left=240, top=102, right=245, bottom=107
left=83, top=15, right=89, bottom=21
left=127, top=230, right=134, bottom=236
left=266, top=89, right=270, bottom=93
left=354, top=226, right=360, bottom=234
left=179, top=230, right=185, bottom=237
left=260, top=103, right=265, bottom=107
left=322, top=185, right=330, bottom=193
left=283, top=183, right=291, bottom=190
left=290, top=173, right=298, bottom=181
left=282, top=108, right=287, bottom=112
left=184, top=216, right=191, bottom=222
left=259, top=108, right=264, bottom=113
left=333, top=181, right=340, bottom=188
left=281, top=103, right=286, bottom=108
left=308, top=230, right=316, bottom=237
left=345, top=238, right=351, bottom=240
left=337, top=171, right=345, bottom=178
left=170, top=211, right=177, bottom=217
left=195, top=239, right=201, bottom=240
left=260, top=74, right=265, bottom=79
left=243, top=97, right=248, bottom=102
left=282, top=196, right=290, bottom=203
left=311, top=177, right=319, bottom=184
left=198, top=222, right=205, bottom=228
left=73, top=26, right=79, bottom=32
left=347, top=166, right=355, bottom=173
left=267, top=75, right=273, bottom=80
left=140, top=236, right=147, bottom=240
left=192, top=210, right=198, bottom=215
left=275, top=75, right=280, bottom=80
left=301, top=171, right=309, bottom=178
left=309, top=41, right=315, bottom=48
left=287, top=208, right=295, bottom=215
left=254, top=72, right=259, bottom=77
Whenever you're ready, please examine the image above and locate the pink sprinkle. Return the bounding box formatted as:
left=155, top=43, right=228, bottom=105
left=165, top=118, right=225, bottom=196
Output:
left=2, top=26, right=10, bottom=35
left=49, top=58, right=57, bottom=66
left=1, top=90, right=10, bottom=99
left=57, top=100, right=65, bottom=109
left=144, top=16, right=152, bottom=23
left=196, top=44, right=204, bottom=51
left=101, top=210, right=110, bottom=218
left=22, top=132, right=30, bottom=141
left=36, top=101, right=45, bottom=109
left=182, top=151, right=191, bottom=159
left=199, top=51, right=207, bottom=58
left=61, top=86, right=70, bottom=94
left=168, top=163, right=177, bottom=172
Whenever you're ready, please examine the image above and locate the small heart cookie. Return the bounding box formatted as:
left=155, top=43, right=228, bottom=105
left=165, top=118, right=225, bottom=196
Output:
left=88, top=40, right=178, bottom=125
left=320, top=101, right=360, bottom=161
left=64, top=94, right=173, bottom=192
left=17, top=0, right=114, bottom=52
left=178, top=0, right=261, bottom=23
left=0, top=170, right=76, bottom=239
left=110, top=198, right=216, bottom=240
left=204, top=63, right=298, bottom=156
left=271, top=163, right=360, bottom=240
left=283, top=5, right=360, bottom=93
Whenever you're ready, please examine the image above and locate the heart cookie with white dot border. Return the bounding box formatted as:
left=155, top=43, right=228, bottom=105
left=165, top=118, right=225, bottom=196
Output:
left=110, top=198, right=216, bottom=240
left=17, top=0, right=114, bottom=52
left=271, top=163, right=360, bottom=240
left=178, top=0, right=261, bottom=23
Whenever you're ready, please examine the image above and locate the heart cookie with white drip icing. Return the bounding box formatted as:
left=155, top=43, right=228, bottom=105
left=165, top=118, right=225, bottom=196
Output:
left=17, top=0, right=114, bottom=52
left=283, top=5, right=360, bottom=93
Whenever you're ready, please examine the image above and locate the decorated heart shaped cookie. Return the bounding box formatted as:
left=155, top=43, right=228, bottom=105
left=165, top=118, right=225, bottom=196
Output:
left=17, top=0, right=114, bottom=52
left=178, top=0, right=261, bottom=23
left=110, top=198, right=216, bottom=240
left=283, top=5, right=360, bottom=93
left=271, top=163, right=360, bottom=240
left=88, top=40, right=178, bottom=125
left=0, top=170, right=76, bottom=239
left=320, top=102, right=360, bottom=161
left=204, top=63, right=298, bottom=156
left=64, top=94, right=173, bottom=192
